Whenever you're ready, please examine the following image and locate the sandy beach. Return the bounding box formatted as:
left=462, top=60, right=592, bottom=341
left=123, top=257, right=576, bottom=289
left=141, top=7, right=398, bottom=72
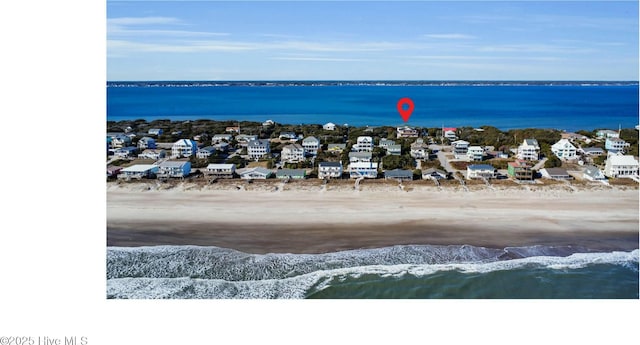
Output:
left=107, top=180, right=639, bottom=254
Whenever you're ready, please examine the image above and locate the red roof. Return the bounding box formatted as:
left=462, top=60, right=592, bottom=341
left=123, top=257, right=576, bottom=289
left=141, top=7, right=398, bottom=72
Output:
left=443, top=127, right=457, bottom=132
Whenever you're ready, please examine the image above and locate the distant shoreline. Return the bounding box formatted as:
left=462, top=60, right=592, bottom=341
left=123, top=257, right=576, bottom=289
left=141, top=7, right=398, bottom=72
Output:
left=106, top=80, right=640, bottom=87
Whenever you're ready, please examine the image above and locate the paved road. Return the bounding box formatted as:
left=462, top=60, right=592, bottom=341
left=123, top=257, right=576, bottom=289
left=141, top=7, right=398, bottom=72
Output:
left=532, top=158, right=548, bottom=170
left=430, top=144, right=457, bottom=173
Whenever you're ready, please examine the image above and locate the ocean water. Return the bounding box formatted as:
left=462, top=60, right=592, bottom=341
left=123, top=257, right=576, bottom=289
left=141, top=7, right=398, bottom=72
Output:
left=106, top=245, right=639, bottom=299
left=106, top=82, right=639, bottom=131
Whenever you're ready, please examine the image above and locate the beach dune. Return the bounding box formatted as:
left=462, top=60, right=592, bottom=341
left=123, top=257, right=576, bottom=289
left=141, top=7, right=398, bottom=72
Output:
left=107, top=182, right=639, bottom=254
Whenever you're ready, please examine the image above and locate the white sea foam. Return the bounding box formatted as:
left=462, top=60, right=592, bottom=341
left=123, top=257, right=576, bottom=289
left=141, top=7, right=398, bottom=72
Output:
left=106, top=248, right=639, bottom=299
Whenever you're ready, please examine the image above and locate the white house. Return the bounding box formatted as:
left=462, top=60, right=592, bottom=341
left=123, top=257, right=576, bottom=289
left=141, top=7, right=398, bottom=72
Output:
left=349, top=151, right=372, bottom=163
left=604, top=155, right=639, bottom=178
left=118, top=164, right=158, bottom=180
left=196, top=146, right=217, bottom=159
left=422, top=168, right=447, bottom=180
left=443, top=127, right=457, bottom=141
left=551, top=139, right=577, bottom=160
left=172, top=139, right=198, bottom=158
left=323, top=122, right=337, bottom=131
left=387, top=144, right=402, bottom=156
left=110, top=134, right=132, bottom=149
left=276, top=169, right=306, bottom=179
left=353, top=136, right=374, bottom=152
left=396, top=126, right=418, bottom=138
left=596, top=129, right=619, bottom=139
left=466, top=164, right=495, bottom=180
left=302, top=136, right=320, bottom=156
left=137, top=149, right=166, bottom=160
left=148, top=128, right=163, bottom=136
left=318, top=162, right=343, bottom=179
left=410, top=138, right=428, bottom=159
left=157, top=160, right=191, bottom=178
left=279, top=132, right=298, bottom=141
left=517, top=139, right=540, bottom=160
left=236, top=134, right=258, bottom=147
left=583, top=166, right=606, bottom=182
left=379, top=138, right=396, bottom=149
left=205, top=163, right=236, bottom=179
left=451, top=140, right=470, bottom=160
left=211, top=134, right=233, bottom=144
left=239, top=167, right=273, bottom=179
left=349, top=162, right=378, bottom=179
left=605, top=137, right=629, bottom=152
left=262, top=119, right=275, bottom=127
left=467, top=146, right=484, bottom=161
left=137, top=136, right=156, bottom=150
left=247, top=139, right=270, bottom=160
left=114, top=146, right=138, bottom=159
left=281, top=144, right=305, bottom=163
left=540, top=168, right=572, bottom=180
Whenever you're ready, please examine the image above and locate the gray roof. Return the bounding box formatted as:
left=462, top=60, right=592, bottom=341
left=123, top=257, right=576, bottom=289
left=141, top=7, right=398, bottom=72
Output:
left=241, top=167, right=273, bottom=176
left=159, top=160, right=189, bottom=168
left=276, top=169, right=306, bottom=177
left=583, top=166, right=601, bottom=177
left=582, top=147, right=604, bottom=152
left=349, top=151, right=372, bottom=158
left=319, top=161, right=342, bottom=167
left=423, top=168, right=446, bottom=175
left=248, top=139, right=269, bottom=146
left=524, top=139, right=539, bottom=146
left=543, top=168, right=569, bottom=176
left=384, top=169, right=413, bottom=178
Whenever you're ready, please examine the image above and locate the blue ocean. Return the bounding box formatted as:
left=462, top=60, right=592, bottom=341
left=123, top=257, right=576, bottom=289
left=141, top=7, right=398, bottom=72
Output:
left=106, top=81, right=639, bottom=131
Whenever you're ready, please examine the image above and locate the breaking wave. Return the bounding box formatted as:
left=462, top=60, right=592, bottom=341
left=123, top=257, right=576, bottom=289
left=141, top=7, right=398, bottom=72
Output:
left=106, top=245, right=639, bottom=299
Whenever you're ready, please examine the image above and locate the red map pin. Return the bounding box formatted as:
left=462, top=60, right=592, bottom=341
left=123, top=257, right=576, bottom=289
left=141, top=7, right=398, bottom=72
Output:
left=397, top=97, right=414, bottom=122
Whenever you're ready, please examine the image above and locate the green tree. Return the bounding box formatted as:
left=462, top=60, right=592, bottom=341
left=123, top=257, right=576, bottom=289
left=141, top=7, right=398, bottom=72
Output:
left=544, top=155, right=562, bottom=168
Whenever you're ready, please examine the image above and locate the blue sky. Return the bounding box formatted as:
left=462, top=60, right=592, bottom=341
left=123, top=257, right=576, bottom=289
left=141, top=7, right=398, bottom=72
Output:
left=107, top=1, right=639, bottom=81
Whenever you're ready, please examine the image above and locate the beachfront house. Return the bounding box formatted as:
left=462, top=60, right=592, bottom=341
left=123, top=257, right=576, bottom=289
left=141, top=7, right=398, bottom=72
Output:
left=226, top=126, right=240, bottom=133
left=281, top=144, right=305, bottom=163
left=540, top=168, right=572, bottom=180
left=581, top=147, right=605, bottom=156
left=318, top=162, right=343, bottom=179
left=604, top=155, right=639, bottom=178
left=327, top=144, right=346, bottom=154
left=596, top=129, right=619, bottom=139
left=118, top=164, right=158, bottom=180
left=279, top=132, right=298, bottom=141
left=349, top=151, right=373, bottom=163
left=561, top=132, right=589, bottom=143
left=353, top=136, right=374, bottom=152
left=196, top=146, right=217, bottom=159
left=466, top=164, right=496, bottom=180
left=157, top=160, right=191, bottom=178
left=551, top=139, right=577, bottom=160
left=452, top=140, right=470, bottom=160
left=137, top=149, right=166, bottom=160
left=114, top=146, right=138, bottom=159
left=239, top=167, right=273, bottom=180
left=384, top=169, right=413, bottom=181
left=137, top=136, right=156, bottom=150
left=583, top=165, right=607, bottom=182
left=467, top=146, right=485, bottom=161
left=507, top=160, right=533, bottom=181
left=422, top=168, right=447, bottom=180
left=323, top=122, right=337, bottom=131
left=148, top=128, right=163, bottom=136
left=516, top=139, right=540, bottom=161
left=605, top=137, right=629, bottom=152
left=205, top=163, right=236, bottom=179
left=247, top=139, right=270, bottom=161
left=171, top=139, right=198, bottom=158
left=349, top=162, right=378, bottom=178
left=263, top=119, right=275, bottom=127
left=211, top=134, right=233, bottom=144
left=396, top=126, right=418, bottom=138
left=276, top=169, right=307, bottom=179
left=107, top=166, right=122, bottom=178
left=302, top=136, right=320, bottom=156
